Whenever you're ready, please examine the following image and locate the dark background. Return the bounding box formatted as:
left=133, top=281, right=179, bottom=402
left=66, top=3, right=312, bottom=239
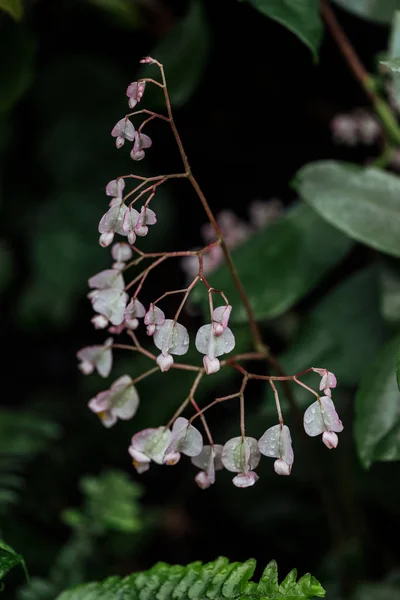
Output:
left=1, top=1, right=399, bottom=599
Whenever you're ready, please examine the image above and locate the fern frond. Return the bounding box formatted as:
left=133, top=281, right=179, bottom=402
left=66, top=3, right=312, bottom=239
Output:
left=56, top=557, right=325, bottom=600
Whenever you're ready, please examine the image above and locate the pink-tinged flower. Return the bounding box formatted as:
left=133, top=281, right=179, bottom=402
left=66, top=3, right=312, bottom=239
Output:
left=221, top=436, right=260, bottom=488
left=248, top=198, right=283, bottom=229
left=91, top=315, right=109, bottom=329
left=312, top=368, right=337, bottom=398
left=153, top=319, right=190, bottom=371
left=90, top=288, right=129, bottom=326
left=191, top=444, right=223, bottom=489
left=89, top=269, right=124, bottom=291
left=98, top=202, right=128, bottom=247
left=111, top=242, right=132, bottom=269
left=135, top=206, right=157, bottom=237
left=303, top=396, right=344, bottom=447
left=88, top=375, right=139, bottom=428
left=111, top=118, right=135, bottom=149
left=124, top=297, right=146, bottom=330
left=195, top=312, right=235, bottom=375
left=128, top=427, right=171, bottom=473
left=212, top=305, right=232, bottom=335
left=106, top=178, right=125, bottom=200
left=77, top=337, right=113, bottom=378
left=126, top=81, right=146, bottom=109
left=258, top=424, right=294, bottom=476
left=144, top=304, right=165, bottom=336
left=130, top=131, right=152, bottom=161
left=163, top=417, right=203, bottom=464
left=140, top=56, right=156, bottom=64
left=122, top=207, right=140, bottom=244
left=322, top=431, right=338, bottom=449
left=163, top=451, right=181, bottom=465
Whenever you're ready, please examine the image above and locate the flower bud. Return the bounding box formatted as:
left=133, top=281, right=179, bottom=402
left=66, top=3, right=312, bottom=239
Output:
left=232, top=471, right=259, bottom=488
left=99, top=232, right=114, bottom=247
left=156, top=353, right=174, bottom=372
left=203, top=355, right=220, bottom=374
left=322, top=431, right=339, bottom=449
left=195, top=471, right=212, bottom=489
left=163, top=451, right=181, bottom=465
left=91, top=315, right=109, bottom=329
left=274, top=459, right=291, bottom=476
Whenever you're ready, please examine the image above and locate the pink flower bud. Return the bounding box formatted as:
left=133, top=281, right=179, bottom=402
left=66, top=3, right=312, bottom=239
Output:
left=130, top=131, right=152, bottom=162
left=274, top=459, right=291, bottom=476
left=99, top=232, right=114, bottom=247
left=140, top=56, right=156, bottom=64
left=146, top=323, right=156, bottom=336
left=232, top=471, right=259, bottom=488
left=203, top=355, right=220, bottom=374
left=322, top=431, right=339, bottom=449
left=91, top=315, right=109, bottom=329
left=163, top=451, right=181, bottom=465
left=111, top=242, right=132, bottom=263
left=156, top=353, right=174, bottom=372
left=78, top=360, right=95, bottom=375
left=126, top=81, right=146, bottom=109
left=116, top=136, right=124, bottom=149
left=195, top=471, right=212, bottom=489
left=213, top=323, right=224, bottom=336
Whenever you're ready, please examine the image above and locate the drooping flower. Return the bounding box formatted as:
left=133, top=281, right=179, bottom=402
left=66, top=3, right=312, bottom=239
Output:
left=135, top=206, right=157, bottom=237
left=144, top=304, right=165, bottom=336
left=91, top=315, right=109, bottom=330
left=191, top=444, right=224, bottom=489
left=88, top=375, right=139, bottom=428
left=258, top=424, right=294, bottom=476
left=130, top=131, right=152, bottom=161
left=98, top=202, right=128, bottom=247
left=111, top=242, right=132, bottom=270
left=128, top=427, right=171, bottom=473
left=312, top=368, right=337, bottom=398
left=163, top=417, right=203, bottom=465
left=90, top=288, right=129, bottom=326
left=221, top=436, right=260, bottom=488
left=122, top=207, right=140, bottom=244
left=195, top=307, right=235, bottom=374
left=126, top=80, right=146, bottom=109
left=77, top=337, right=113, bottom=377
left=303, top=396, right=343, bottom=448
left=111, top=118, right=135, bottom=149
left=106, top=178, right=125, bottom=202
left=124, top=297, right=146, bottom=330
left=153, top=319, right=190, bottom=371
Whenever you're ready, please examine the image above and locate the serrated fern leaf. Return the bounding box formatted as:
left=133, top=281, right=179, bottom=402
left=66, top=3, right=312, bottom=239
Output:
left=55, top=557, right=325, bottom=600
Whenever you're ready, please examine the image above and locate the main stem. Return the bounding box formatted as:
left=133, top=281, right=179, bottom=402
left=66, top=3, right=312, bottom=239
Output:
left=321, top=0, right=400, bottom=145
left=159, top=63, right=265, bottom=353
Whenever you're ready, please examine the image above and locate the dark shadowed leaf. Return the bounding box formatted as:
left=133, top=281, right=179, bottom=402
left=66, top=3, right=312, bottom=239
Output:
left=0, top=540, right=27, bottom=588
left=192, top=203, right=352, bottom=323
left=0, top=22, right=35, bottom=111
left=295, top=160, right=400, bottom=258
left=246, top=0, right=322, bottom=58
left=0, top=0, right=22, bottom=20
left=138, top=0, right=210, bottom=109
left=355, top=333, right=400, bottom=468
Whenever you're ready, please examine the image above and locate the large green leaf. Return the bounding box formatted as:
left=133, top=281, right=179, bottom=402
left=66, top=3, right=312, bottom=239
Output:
left=332, top=0, right=400, bottom=24
left=56, top=557, right=325, bottom=600
left=192, top=203, right=352, bottom=323
left=355, top=333, right=400, bottom=468
left=266, top=267, right=389, bottom=413
left=245, top=0, right=322, bottom=58
left=138, top=0, right=210, bottom=109
left=0, top=0, right=23, bottom=20
left=0, top=540, right=26, bottom=589
left=295, top=161, right=400, bottom=258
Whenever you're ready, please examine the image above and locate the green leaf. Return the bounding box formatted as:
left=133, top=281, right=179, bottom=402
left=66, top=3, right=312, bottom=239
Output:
left=355, top=333, right=400, bottom=468
left=62, top=470, right=144, bottom=535
left=245, top=0, right=322, bottom=58
left=192, top=203, right=352, bottom=323
left=56, top=558, right=325, bottom=599
left=0, top=540, right=27, bottom=589
left=378, top=258, right=400, bottom=324
left=385, top=11, right=400, bottom=111
left=295, top=160, right=400, bottom=258
left=86, top=0, right=142, bottom=29
left=0, top=0, right=23, bottom=21
left=332, top=0, right=400, bottom=24
left=0, top=21, right=34, bottom=112
left=138, top=0, right=210, bottom=109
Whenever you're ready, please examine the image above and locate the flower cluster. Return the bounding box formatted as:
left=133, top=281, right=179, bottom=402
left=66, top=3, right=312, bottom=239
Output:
left=77, top=57, right=344, bottom=491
